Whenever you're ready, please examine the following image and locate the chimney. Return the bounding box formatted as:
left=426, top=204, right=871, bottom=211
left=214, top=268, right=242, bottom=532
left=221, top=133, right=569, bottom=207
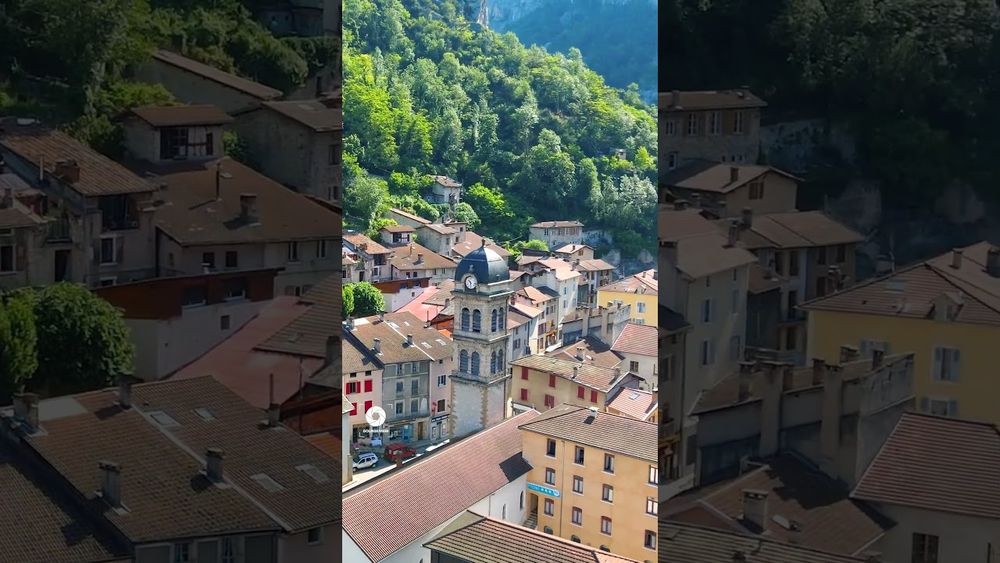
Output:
left=205, top=448, right=224, bottom=482
left=737, top=362, right=754, bottom=402
left=988, top=247, right=1000, bottom=278
left=741, top=489, right=768, bottom=531
left=267, top=373, right=280, bottom=427
left=572, top=366, right=579, bottom=379
left=239, top=193, right=258, bottom=223
left=379, top=310, right=385, bottom=322
left=811, top=358, right=825, bottom=386
left=839, top=345, right=859, bottom=363
left=53, top=159, right=80, bottom=184
left=575, top=346, right=584, bottom=361
left=37, top=155, right=45, bottom=183
left=726, top=221, right=739, bottom=248
left=373, top=338, right=382, bottom=354
left=820, top=364, right=844, bottom=461
left=872, top=348, right=885, bottom=370
left=670, top=89, right=680, bottom=108
left=741, top=207, right=753, bottom=229
left=406, top=333, right=414, bottom=346
left=416, top=253, right=424, bottom=265
left=315, top=74, right=323, bottom=98
left=345, top=316, right=355, bottom=331
left=99, top=461, right=122, bottom=507
left=118, top=373, right=135, bottom=409
left=614, top=366, right=622, bottom=378
left=730, top=166, right=739, bottom=184
left=951, top=248, right=963, bottom=269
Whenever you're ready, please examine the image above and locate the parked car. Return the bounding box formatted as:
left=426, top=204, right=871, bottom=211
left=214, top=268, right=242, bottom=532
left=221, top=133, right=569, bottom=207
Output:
left=353, top=452, right=378, bottom=470
left=384, top=443, right=417, bottom=463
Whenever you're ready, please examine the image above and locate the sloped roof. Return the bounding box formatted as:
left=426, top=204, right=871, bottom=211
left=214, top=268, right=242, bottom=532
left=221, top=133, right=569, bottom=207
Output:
left=660, top=89, right=767, bottom=111
left=151, top=50, right=282, bottom=100
left=518, top=404, right=657, bottom=462
left=512, top=355, right=626, bottom=393
left=605, top=388, right=657, bottom=421
left=599, top=270, right=658, bottom=294
left=611, top=322, right=657, bottom=357
left=666, top=162, right=800, bottom=194
left=662, top=522, right=874, bottom=563
left=260, top=100, right=342, bottom=132
left=130, top=104, right=234, bottom=127
left=547, top=337, right=624, bottom=368
left=733, top=211, right=863, bottom=250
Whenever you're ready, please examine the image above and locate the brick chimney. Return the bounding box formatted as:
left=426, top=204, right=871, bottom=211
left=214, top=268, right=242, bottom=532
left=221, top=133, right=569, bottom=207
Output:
left=988, top=247, right=1000, bottom=278
left=14, top=393, right=39, bottom=431
left=726, top=220, right=739, bottom=248
left=741, top=489, right=768, bottom=531
left=240, top=193, right=258, bottom=223
left=205, top=448, right=224, bottom=482
left=575, top=346, right=585, bottom=361
left=118, top=373, right=135, bottom=409
left=406, top=334, right=414, bottom=346
left=99, top=461, right=122, bottom=507
left=373, top=338, right=382, bottom=354
left=951, top=248, right=963, bottom=269
left=572, top=366, right=579, bottom=379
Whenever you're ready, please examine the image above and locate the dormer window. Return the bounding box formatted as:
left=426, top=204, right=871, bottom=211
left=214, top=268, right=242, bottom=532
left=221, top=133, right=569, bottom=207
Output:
left=160, top=127, right=214, bottom=160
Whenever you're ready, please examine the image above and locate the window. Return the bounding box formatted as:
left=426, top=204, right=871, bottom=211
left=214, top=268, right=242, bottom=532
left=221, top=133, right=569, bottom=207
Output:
left=549, top=374, right=556, bottom=388
left=287, top=242, right=300, bottom=262
left=666, top=119, right=677, bottom=136
left=933, top=347, right=960, bottom=382
left=602, top=484, right=613, bottom=503
left=99, top=277, right=116, bottom=287
left=577, top=385, right=585, bottom=399
left=437, top=374, right=447, bottom=387
left=748, top=182, right=764, bottom=200
left=520, top=491, right=524, bottom=510
left=459, top=350, right=469, bottom=373
left=395, top=401, right=403, bottom=415
left=734, top=111, right=745, bottom=134
left=0, top=245, right=13, bottom=272
left=317, top=240, right=327, bottom=259
left=667, top=152, right=678, bottom=170
left=100, top=237, right=117, bottom=264
left=220, top=315, right=231, bottom=330
left=574, top=446, right=585, bottom=465
left=926, top=398, right=959, bottom=417
left=502, top=504, right=506, bottom=519
left=571, top=535, right=580, bottom=543
left=461, top=308, right=470, bottom=331
left=572, top=475, right=583, bottom=494
left=544, top=499, right=554, bottom=516
left=686, top=113, right=698, bottom=135
left=223, top=278, right=247, bottom=300
left=590, top=390, right=597, bottom=403
left=644, top=530, right=657, bottom=550
left=202, top=251, right=216, bottom=269
left=787, top=290, right=798, bottom=319
left=410, top=398, right=419, bottom=413
left=346, top=381, right=359, bottom=394
left=224, top=251, right=238, bottom=269
left=709, top=111, right=721, bottom=135
left=545, top=467, right=556, bottom=485
left=817, top=246, right=827, bottom=265
left=182, top=286, right=206, bottom=307
left=570, top=507, right=582, bottom=526
left=546, top=439, right=556, bottom=457
left=222, top=538, right=236, bottom=563
left=701, top=298, right=713, bottom=323
left=604, top=454, right=614, bottom=473
left=637, top=302, right=646, bottom=313
left=785, top=327, right=796, bottom=351
left=700, top=339, right=714, bottom=366
left=411, top=378, right=419, bottom=393
left=436, top=399, right=446, bottom=413
left=472, top=310, right=482, bottom=332
left=911, top=533, right=939, bottom=563
left=646, top=496, right=657, bottom=516
left=395, top=380, right=404, bottom=394
left=601, top=516, right=612, bottom=535
left=471, top=352, right=480, bottom=376
left=544, top=394, right=554, bottom=408
left=174, top=543, right=191, bottom=563
left=520, top=388, right=529, bottom=401
left=307, top=527, right=322, bottom=545
left=328, top=143, right=341, bottom=165
left=628, top=361, right=640, bottom=373
left=648, top=465, right=659, bottom=485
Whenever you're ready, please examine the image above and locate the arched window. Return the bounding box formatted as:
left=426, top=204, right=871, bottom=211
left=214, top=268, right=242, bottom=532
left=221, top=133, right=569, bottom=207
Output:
left=491, top=309, right=498, bottom=332
left=497, top=349, right=505, bottom=372
left=472, top=310, right=482, bottom=332
left=461, top=308, right=470, bottom=331
left=471, top=352, right=480, bottom=376
left=490, top=351, right=497, bottom=374
left=499, top=310, right=505, bottom=330
left=459, top=350, right=469, bottom=373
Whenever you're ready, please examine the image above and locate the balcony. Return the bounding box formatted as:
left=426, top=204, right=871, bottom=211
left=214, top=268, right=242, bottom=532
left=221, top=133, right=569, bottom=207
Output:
left=45, top=219, right=71, bottom=243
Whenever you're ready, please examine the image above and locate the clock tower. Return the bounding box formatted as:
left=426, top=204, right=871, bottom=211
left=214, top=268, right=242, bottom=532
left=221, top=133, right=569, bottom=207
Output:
left=449, top=241, right=513, bottom=438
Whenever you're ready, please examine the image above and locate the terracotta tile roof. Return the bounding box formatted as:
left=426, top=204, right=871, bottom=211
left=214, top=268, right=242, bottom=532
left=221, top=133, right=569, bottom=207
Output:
left=452, top=231, right=511, bottom=258
left=346, top=311, right=453, bottom=363
left=693, top=354, right=913, bottom=414
left=748, top=262, right=782, bottom=294
left=381, top=223, right=415, bottom=233
left=300, top=274, right=341, bottom=307
left=599, top=270, right=658, bottom=294
left=513, top=354, right=628, bottom=393
left=852, top=412, right=1000, bottom=519
left=389, top=207, right=431, bottom=225
left=256, top=276, right=341, bottom=359
left=304, top=431, right=341, bottom=459
left=420, top=222, right=459, bottom=235
left=547, top=337, right=624, bottom=368
left=531, top=220, right=583, bottom=228
left=344, top=231, right=391, bottom=254
left=662, top=522, right=874, bottom=563
left=605, top=388, right=657, bottom=421
left=667, top=455, right=891, bottom=555
left=803, top=241, right=1000, bottom=325
left=424, top=279, right=456, bottom=305
left=575, top=258, right=614, bottom=271
left=343, top=411, right=539, bottom=562
left=517, top=286, right=554, bottom=303
left=674, top=233, right=757, bottom=279
left=611, top=322, right=657, bottom=357
left=397, top=286, right=447, bottom=324
left=0, top=443, right=127, bottom=562
left=659, top=208, right=719, bottom=243
left=388, top=242, right=458, bottom=272
left=151, top=50, right=283, bottom=100
left=0, top=198, right=45, bottom=228
left=731, top=211, right=863, bottom=250
left=424, top=511, right=640, bottom=563
left=172, top=296, right=323, bottom=408
left=0, top=120, right=156, bottom=196
left=660, top=89, right=768, bottom=111
left=130, top=104, right=233, bottom=127
left=665, top=162, right=800, bottom=194
left=518, top=404, right=657, bottom=462
left=431, top=175, right=462, bottom=188
left=260, top=100, right=342, bottom=132
left=555, top=243, right=592, bottom=253
left=155, top=158, right=339, bottom=245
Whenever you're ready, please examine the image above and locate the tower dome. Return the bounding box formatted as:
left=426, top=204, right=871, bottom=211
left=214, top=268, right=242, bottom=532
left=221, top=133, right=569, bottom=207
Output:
left=454, top=242, right=509, bottom=284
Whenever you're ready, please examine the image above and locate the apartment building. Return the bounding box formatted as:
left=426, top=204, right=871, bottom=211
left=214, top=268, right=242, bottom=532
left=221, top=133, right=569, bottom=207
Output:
left=514, top=286, right=560, bottom=351
left=343, top=232, right=391, bottom=282
left=518, top=405, right=659, bottom=561
left=385, top=242, right=457, bottom=284
left=659, top=88, right=766, bottom=171
left=664, top=162, right=800, bottom=219
left=510, top=355, right=640, bottom=413
left=560, top=302, right=632, bottom=348
left=428, top=175, right=463, bottom=205
left=610, top=322, right=658, bottom=390
left=341, top=335, right=384, bottom=444
left=529, top=220, right=585, bottom=249
left=596, top=270, right=657, bottom=326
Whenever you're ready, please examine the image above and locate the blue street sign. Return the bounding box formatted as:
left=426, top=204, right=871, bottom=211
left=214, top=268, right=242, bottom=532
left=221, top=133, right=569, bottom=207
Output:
left=527, top=482, right=560, bottom=498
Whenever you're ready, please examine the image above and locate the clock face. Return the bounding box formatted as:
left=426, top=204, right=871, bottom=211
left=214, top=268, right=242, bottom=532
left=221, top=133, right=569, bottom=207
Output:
left=465, top=276, right=477, bottom=290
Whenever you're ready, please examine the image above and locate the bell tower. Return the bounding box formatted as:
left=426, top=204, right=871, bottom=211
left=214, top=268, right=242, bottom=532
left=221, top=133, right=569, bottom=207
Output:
left=449, top=242, right=512, bottom=438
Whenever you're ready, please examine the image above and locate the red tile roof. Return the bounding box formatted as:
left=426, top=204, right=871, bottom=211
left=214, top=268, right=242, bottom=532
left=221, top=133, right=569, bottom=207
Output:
left=853, top=412, right=1000, bottom=519
left=611, top=322, right=657, bottom=357
left=663, top=522, right=873, bottom=563
left=519, top=404, right=657, bottom=462
left=151, top=50, right=282, bottom=100
left=605, top=387, right=657, bottom=421
left=343, top=411, right=539, bottom=562
left=599, top=270, right=658, bottom=294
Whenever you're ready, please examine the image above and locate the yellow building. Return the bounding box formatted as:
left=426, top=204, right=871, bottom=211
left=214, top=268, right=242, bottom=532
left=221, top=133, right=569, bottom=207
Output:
left=803, top=242, right=1000, bottom=423
left=597, top=270, right=657, bottom=326
left=511, top=355, right=639, bottom=413
left=518, top=405, right=659, bottom=562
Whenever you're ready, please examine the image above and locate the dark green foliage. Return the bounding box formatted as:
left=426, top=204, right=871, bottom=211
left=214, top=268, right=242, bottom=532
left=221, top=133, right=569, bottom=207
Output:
left=0, top=292, right=38, bottom=401
left=346, top=282, right=386, bottom=317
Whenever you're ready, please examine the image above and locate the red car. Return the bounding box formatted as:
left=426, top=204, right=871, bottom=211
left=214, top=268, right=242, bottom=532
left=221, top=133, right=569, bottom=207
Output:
left=384, top=443, right=417, bottom=463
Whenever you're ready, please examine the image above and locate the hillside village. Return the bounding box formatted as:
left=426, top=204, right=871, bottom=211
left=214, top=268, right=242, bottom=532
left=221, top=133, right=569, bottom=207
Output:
left=659, top=89, right=1000, bottom=562
left=0, top=4, right=349, bottom=561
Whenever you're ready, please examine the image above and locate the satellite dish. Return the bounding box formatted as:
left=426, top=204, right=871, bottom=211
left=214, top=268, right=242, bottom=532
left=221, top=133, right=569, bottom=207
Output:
left=366, top=406, right=386, bottom=427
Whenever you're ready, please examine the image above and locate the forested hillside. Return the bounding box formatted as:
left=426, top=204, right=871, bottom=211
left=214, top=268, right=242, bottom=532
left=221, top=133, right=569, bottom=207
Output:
left=343, top=0, right=657, bottom=258
left=664, top=0, right=1000, bottom=212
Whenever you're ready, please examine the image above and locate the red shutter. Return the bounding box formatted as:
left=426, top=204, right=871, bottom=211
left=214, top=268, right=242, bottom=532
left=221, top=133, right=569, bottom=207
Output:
left=591, top=390, right=598, bottom=403
left=549, top=374, right=556, bottom=388
left=521, top=367, right=529, bottom=380
left=577, top=386, right=585, bottom=399
left=364, top=400, right=372, bottom=413
left=520, top=389, right=528, bottom=401
left=364, top=380, right=373, bottom=393
left=350, top=402, right=357, bottom=415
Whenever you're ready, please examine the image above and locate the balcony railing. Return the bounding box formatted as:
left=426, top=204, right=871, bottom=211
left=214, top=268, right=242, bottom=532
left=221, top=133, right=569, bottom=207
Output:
left=46, top=220, right=71, bottom=242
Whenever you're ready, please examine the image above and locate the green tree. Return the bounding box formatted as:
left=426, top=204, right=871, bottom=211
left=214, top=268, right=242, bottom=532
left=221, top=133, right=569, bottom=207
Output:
left=450, top=202, right=481, bottom=231
left=32, top=283, right=134, bottom=395
left=342, top=284, right=356, bottom=318
left=517, top=239, right=549, bottom=252
left=349, top=282, right=386, bottom=317
left=367, top=217, right=397, bottom=239
left=0, top=293, right=38, bottom=400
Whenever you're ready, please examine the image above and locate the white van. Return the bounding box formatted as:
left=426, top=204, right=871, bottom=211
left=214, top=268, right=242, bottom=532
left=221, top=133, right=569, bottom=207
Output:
left=353, top=452, right=378, bottom=470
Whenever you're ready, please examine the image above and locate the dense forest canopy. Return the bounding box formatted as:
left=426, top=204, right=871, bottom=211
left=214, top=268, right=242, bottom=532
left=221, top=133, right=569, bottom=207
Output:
left=343, top=0, right=657, bottom=257
left=664, top=0, right=1000, bottom=210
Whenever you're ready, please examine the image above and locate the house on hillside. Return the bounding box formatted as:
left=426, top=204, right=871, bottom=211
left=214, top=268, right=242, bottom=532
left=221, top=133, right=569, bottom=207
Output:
left=428, top=175, right=462, bottom=205
left=529, top=220, right=584, bottom=249
left=659, top=88, right=767, bottom=171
